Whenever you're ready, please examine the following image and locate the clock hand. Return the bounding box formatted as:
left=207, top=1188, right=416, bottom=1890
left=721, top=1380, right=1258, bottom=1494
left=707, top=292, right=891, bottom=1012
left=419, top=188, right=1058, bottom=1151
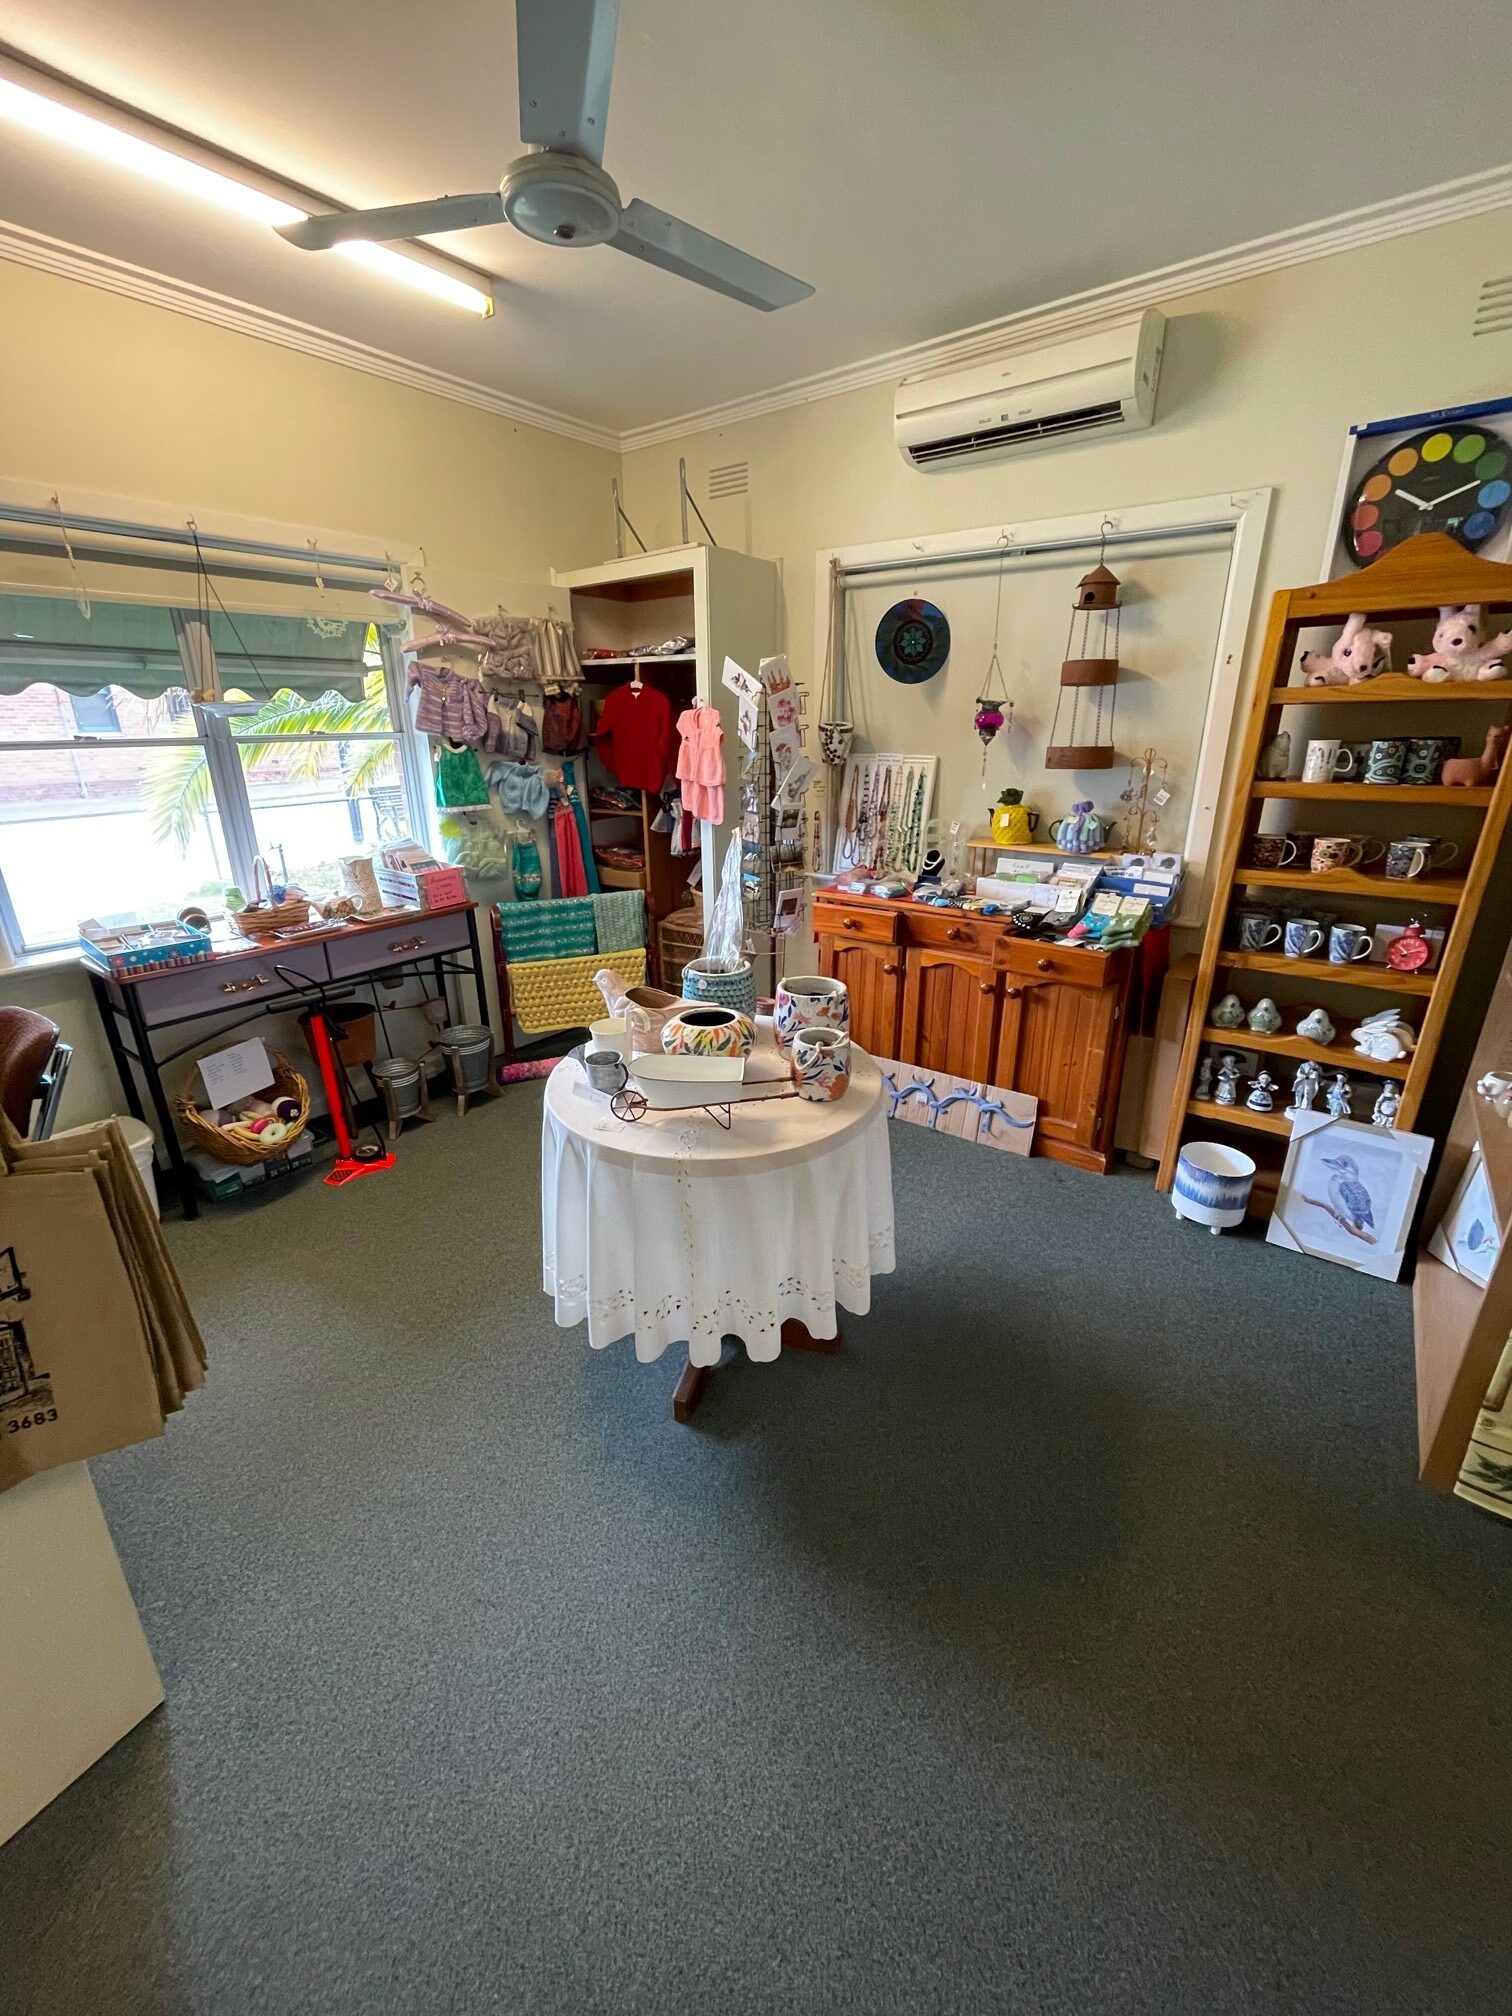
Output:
left=1430, top=477, right=1487, bottom=507
left=1394, top=488, right=1432, bottom=509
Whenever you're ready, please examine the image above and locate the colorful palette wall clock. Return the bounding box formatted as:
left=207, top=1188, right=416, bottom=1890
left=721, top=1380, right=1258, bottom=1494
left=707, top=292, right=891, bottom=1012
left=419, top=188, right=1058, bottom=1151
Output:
left=1323, top=397, right=1512, bottom=577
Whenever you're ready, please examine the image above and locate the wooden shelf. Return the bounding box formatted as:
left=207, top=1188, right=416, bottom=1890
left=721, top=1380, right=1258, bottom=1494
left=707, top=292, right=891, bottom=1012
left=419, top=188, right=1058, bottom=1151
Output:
left=1218, top=948, right=1436, bottom=994
left=1271, top=675, right=1512, bottom=706
left=579, top=653, right=695, bottom=668
left=965, top=836, right=1121, bottom=860
left=1251, top=781, right=1493, bottom=806
left=1200, top=1021, right=1411, bottom=1079
left=1185, top=1097, right=1294, bottom=1138
left=1236, top=864, right=1465, bottom=904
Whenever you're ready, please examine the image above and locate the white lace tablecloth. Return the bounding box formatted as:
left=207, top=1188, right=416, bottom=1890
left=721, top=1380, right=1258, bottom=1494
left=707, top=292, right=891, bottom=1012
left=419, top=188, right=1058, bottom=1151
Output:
left=540, top=1049, right=895, bottom=1366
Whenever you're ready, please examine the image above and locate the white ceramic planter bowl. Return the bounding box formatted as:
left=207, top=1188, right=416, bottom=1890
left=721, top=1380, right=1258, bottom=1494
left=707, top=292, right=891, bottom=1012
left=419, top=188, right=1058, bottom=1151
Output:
left=1172, top=1141, right=1257, bottom=1233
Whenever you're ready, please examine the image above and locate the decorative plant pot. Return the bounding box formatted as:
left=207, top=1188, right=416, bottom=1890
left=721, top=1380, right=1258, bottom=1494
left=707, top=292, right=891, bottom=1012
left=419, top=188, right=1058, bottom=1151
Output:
left=681, top=957, right=757, bottom=1017
left=791, top=1026, right=851, bottom=1102
left=774, top=974, right=849, bottom=1056
left=436, top=1023, right=495, bottom=1092
left=661, top=1004, right=757, bottom=1060
left=818, top=720, right=854, bottom=766
left=371, top=1055, right=424, bottom=1118
left=1171, top=1142, right=1256, bottom=1233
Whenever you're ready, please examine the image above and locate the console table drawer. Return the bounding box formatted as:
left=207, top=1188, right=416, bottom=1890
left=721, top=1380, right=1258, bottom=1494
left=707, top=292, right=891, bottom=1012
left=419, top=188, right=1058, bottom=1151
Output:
left=326, top=910, right=470, bottom=979
left=812, top=904, right=901, bottom=946
left=132, top=942, right=331, bottom=1027
left=903, top=911, right=992, bottom=953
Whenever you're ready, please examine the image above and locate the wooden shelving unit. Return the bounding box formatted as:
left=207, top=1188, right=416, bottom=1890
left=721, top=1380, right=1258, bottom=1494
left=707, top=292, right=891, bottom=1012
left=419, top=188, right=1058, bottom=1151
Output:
left=1158, top=534, right=1512, bottom=1207
left=1412, top=931, right=1512, bottom=1491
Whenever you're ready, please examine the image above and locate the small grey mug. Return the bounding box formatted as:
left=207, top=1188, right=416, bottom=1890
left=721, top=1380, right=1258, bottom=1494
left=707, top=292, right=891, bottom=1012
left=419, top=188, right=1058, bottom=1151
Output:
left=584, top=1048, right=629, bottom=1093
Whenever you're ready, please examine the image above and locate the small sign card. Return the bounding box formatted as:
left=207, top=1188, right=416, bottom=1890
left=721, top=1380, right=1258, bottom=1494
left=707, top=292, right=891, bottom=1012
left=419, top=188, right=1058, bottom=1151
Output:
left=197, top=1035, right=275, bottom=1109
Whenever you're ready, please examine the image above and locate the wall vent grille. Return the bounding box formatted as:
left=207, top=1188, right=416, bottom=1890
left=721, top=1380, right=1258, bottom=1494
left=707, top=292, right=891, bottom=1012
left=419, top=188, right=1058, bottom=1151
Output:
left=1474, top=274, right=1512, bottom=336
left=708, top=461, right=749, bottom=498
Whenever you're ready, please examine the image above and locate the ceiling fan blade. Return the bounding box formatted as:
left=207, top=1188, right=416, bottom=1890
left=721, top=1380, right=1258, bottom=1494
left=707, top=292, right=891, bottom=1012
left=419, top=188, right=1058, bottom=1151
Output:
left=277, top=193, right=505, bottom=250
left=516, top=0, right=619, bottom=164
left=610, top=199, right=813, bottom=312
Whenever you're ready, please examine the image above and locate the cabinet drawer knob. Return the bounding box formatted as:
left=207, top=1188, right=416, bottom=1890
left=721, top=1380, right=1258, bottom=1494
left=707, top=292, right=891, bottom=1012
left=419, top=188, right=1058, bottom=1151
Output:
left=842, top=917, right=860, bottom=931
left=219, top=972, right=272, bottom=994
left=882, top=962, right=899, bottom=975
left=1004, top=986, right=1022, bottom=999
left=387, top=936, right=424, bottom=953
left=978, top=981, right=994, bottom=996
left=946, top=925, right=962, bottom=940
left=1036, top=957, right=1052, bottom=971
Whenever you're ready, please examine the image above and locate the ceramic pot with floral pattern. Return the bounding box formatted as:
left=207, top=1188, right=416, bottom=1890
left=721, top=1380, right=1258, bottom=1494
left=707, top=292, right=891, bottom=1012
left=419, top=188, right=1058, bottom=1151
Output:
left=774, top=974, right=849, bottom=1056
left=660, top=1004, right=756, bottom=1060
left=791, top=1026, right=851, bottom=1101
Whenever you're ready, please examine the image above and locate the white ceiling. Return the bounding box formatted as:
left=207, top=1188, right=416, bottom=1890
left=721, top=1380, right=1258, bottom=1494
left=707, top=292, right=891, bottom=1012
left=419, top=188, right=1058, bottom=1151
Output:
left=2, top=0, right=1510, bottom=438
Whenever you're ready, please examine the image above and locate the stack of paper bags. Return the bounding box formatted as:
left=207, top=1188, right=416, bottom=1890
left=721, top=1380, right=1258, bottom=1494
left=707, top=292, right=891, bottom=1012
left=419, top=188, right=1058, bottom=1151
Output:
left=0, top=1112, right=206, bottom=1496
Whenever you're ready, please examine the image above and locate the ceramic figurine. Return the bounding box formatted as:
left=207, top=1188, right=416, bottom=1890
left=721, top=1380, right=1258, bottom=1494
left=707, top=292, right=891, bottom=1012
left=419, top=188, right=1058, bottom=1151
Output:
left=1479, top=1071, right=1512, bottom=1122
left=1287, top=1058, right=1323, bottom=1118
left=1195, top=1055, right=1215, bottom=1102
left=1258, top=728, right=1292, bottom=780
left=1298, top=612, right=1393, bottom=687
left=1372, top=1081, right=1401, bottom=1128
left=1296, top=1006, right=1336, bottom=1045
left=1246, top=996, right=1283, bottom=1035
left=1246, top=1070, right=1278, bottom=1113
left=1325, top=1071, right=1353, bottom=1119
left=1407, top=605, right=1512, bottom=683
left=1443, top=724, right=1510, bottom=788
left=1352, top=1011, right=1416, bottom=1063
left=1215, top=1054, right=1242, bottom=1106
left=1210, top=992, right=1246, bottom=1030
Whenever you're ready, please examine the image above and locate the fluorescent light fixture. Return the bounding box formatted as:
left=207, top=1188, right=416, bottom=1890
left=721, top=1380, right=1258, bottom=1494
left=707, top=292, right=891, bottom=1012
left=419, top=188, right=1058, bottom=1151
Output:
left=0, top=65, right=494, bottom=316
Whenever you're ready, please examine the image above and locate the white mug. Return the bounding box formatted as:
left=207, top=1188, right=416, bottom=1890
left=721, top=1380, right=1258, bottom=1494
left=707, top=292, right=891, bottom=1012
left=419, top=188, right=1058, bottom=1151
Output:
left=589, top=1016, right=632, bottom=1063
left=1302, top=738, right=1355, bottom=784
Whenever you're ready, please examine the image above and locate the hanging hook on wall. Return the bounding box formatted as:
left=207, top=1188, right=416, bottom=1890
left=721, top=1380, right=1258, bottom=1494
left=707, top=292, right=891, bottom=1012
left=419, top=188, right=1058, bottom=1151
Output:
left=50, top=494, right=91, bottom=620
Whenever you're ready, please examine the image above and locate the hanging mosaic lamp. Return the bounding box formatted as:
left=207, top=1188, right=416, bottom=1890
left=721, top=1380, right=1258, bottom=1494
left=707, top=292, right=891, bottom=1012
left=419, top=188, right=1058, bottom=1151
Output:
left=1045, top=532, right=1123, bottom=771
left=974, top=532, right=1013, bottom=780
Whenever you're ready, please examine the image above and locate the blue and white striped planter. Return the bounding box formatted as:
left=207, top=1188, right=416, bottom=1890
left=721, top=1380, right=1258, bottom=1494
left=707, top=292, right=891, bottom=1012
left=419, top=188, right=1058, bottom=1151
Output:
left=1172, top=1141, right=1257, bottom=1232
left=681, top=957, right=757, bottom=1017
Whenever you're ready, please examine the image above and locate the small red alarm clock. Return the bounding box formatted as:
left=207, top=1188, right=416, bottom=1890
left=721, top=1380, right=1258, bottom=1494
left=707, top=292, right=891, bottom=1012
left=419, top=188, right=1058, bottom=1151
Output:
left=1386, top=921, right=1432, bottom=972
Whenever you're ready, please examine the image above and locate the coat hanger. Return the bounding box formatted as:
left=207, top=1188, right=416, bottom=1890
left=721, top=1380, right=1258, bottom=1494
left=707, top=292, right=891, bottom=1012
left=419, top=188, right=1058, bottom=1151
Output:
left=630, top=660, right=644, bottom=693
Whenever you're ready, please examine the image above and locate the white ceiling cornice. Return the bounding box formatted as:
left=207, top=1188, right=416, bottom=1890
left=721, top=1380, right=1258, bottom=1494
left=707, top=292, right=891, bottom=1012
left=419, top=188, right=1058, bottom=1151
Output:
left=0, top=217, right=621, bottom=453
left=1, top=164, right=1509, bottom=459
left=618, top=163, right=1512, bottom=452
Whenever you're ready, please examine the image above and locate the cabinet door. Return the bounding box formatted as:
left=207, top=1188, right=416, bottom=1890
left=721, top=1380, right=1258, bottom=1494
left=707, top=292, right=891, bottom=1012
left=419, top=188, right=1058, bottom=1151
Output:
left=898, top=948, right=998, bottom=1079
left=817, top=938, right=903, bottom=1058
left=994, top=975, right=1121, bottom=1156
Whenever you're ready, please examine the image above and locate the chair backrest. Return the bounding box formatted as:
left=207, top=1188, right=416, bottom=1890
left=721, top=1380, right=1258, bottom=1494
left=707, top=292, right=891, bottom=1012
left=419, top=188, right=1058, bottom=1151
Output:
left=0, top=1005, right=63, bottom=1135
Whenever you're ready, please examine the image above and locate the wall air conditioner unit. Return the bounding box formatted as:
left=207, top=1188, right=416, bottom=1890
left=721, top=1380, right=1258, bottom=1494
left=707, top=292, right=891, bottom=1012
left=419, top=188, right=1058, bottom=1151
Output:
left=894, top=310, right=1165, bottom=471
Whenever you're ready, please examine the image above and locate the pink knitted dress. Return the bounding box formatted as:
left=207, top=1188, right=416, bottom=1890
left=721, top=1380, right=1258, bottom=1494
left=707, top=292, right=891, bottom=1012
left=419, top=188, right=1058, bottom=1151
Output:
left=675, top=705, right=725, bottom=825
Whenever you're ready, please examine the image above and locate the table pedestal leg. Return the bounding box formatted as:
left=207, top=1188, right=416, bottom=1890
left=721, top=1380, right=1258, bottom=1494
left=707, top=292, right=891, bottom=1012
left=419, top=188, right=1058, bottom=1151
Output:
left=781, top=1318, right=842, bottom=1355
left=672, top=1357, right=710, bottom=1423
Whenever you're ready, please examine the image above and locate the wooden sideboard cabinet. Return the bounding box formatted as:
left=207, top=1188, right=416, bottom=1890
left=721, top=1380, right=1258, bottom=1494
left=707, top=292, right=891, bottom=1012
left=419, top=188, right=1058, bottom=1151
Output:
left=813, top=895, right=1135, bottom=1172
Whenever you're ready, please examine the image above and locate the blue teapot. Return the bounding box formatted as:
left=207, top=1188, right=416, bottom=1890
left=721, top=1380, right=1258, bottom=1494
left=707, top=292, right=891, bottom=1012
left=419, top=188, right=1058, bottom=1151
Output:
left=1048, top=801, right=1116, bottom=853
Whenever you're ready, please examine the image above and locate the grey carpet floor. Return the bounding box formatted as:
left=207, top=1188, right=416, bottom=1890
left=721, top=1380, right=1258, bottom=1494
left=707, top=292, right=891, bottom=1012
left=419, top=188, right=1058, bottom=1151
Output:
left=3, top=1090, right=1511, bottom=2016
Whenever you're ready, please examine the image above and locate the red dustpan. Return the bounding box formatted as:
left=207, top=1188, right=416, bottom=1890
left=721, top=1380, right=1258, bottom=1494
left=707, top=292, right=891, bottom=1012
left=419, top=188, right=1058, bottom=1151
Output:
left=304, top=1007, right=396, bottom=1187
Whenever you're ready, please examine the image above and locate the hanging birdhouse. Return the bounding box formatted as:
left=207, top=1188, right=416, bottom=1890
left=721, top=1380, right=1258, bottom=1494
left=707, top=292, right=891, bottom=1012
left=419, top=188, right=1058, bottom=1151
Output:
left=1046, top=557, right=1123, bottom=770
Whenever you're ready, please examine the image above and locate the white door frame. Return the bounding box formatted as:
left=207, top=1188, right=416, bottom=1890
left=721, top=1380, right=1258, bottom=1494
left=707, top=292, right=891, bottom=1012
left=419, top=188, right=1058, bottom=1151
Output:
left=814, top=487, right=1274, bottom=924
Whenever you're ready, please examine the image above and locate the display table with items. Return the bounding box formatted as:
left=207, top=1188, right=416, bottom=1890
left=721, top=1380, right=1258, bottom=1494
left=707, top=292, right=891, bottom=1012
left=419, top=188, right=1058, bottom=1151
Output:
left=540, top=1023, right=895, bottom=1422
left=85, top=899, right=487, bottom=1217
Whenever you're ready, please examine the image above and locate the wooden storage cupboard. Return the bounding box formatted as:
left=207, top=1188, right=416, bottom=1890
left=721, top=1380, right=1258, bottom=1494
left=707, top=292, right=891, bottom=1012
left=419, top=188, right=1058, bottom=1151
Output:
left=813, top=894, right=1134, bottom=1171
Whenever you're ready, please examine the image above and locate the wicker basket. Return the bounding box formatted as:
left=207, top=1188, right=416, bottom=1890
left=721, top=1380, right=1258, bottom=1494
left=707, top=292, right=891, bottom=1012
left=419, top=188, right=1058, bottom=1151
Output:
left=658, top=904, right=704, bottom=977
left=175, top=1052, right=311, bottom=1166
left=508, top=948, right=646, bottom=1036
left=232, top=855, right=312, bottom=937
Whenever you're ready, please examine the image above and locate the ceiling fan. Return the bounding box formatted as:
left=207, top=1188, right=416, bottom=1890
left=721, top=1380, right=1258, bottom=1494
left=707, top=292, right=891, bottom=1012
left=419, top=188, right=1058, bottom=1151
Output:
left=276, top=0, right=812, bottom=312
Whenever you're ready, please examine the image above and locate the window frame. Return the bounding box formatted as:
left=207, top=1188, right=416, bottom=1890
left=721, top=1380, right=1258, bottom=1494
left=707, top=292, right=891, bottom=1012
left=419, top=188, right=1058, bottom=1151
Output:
left=0, top=596, right=430, bottom=959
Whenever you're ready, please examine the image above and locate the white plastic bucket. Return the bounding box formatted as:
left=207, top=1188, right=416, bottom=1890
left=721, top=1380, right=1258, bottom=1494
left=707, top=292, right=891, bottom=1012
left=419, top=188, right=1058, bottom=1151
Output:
left=56, top=1115, right=159, bottom=1217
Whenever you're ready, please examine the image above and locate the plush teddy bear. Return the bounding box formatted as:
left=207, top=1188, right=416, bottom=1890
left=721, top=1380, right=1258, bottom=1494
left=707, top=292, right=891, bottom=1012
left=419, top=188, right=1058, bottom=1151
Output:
left=1407, top=605, right=1512, bottom=683
left=1298, top=612, right=1393, bottom=686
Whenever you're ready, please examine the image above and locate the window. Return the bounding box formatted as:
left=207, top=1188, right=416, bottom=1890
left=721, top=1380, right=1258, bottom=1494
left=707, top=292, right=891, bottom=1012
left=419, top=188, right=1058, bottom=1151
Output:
left=0, top=593, right=423, bottom=955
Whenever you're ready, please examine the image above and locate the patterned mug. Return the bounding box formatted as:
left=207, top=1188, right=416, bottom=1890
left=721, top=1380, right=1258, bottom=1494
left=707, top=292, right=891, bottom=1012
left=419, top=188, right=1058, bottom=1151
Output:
left=1328, top=922, right=1374, bottom=964
left=1236, top=908, right=1282, bottom=951
left=1403, top=735, right=1461, bottom=786
left=1385, top=835, right=1459, bottom=880
left=791, top=1025, right=851, bottom=1102
left=1249, top=833, right=1299, bottom=869
left=1362, top=738, right=1408, bottom=786
left=1310, top=834, right=1385, bottom=873
left=774, top=974, right=850, bottom=1056
left=1283, top=917, right=1324, bottom=959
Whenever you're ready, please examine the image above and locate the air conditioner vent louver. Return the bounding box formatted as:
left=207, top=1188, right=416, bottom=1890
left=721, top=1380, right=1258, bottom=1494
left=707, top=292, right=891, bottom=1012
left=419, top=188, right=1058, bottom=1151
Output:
left=908, top=400, right=1126, bottom=466
left=1474, top=274, right=1512, bottom=337
left=708, top=461, right=749, bottom=497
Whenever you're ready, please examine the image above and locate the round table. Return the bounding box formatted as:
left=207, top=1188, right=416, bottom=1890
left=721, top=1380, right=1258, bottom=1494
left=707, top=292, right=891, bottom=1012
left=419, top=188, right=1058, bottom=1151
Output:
left=540, top=1048, right=895, bottom=1416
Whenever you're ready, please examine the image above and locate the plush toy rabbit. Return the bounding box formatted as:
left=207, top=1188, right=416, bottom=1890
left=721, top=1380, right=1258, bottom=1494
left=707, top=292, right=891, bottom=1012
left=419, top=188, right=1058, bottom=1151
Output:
left=1298, top=612, right=1393, bottom=686
left=1407, top=605, right=1512, bottom=682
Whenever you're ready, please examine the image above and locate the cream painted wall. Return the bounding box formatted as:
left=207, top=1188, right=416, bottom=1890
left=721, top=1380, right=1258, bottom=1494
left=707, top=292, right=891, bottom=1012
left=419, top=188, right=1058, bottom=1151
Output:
left=620, top=205, right=1512, bottom=735
left=0, top=255, right=618, bottom=1131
